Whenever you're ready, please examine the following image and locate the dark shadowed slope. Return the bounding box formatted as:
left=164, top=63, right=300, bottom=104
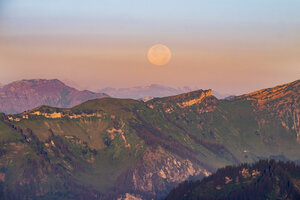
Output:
left=165, top=160, right=300, bottom=200
left=0, top=79, right=299, bottom=199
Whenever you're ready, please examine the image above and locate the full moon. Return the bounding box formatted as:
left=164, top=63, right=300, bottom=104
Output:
left=147, top=44, right=172, bottom=66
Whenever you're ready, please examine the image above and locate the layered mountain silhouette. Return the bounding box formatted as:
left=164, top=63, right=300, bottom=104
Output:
left=0, top=79, right=108, bottom=114
left=98, top=84, right=233, bottom=100
left=0, top=79, right=299, bottom=199
left=98, top=84, right=193, bottom=100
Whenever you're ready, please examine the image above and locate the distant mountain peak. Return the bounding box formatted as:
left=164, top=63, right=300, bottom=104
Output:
left=98, top=84, right=192, bottom=99
left=99, top=84, right=232, bottom=100
left=10, top=78, right=64, bottom=85
left=0, top=79, right=108, bottom=114
left=0, top=79, right=299, bottom=200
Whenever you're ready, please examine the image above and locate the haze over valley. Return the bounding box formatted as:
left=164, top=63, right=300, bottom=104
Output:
left=0, top=1, right=299, bottom=199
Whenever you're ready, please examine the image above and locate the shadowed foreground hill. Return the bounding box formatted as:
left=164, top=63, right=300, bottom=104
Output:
left=0, top=80, right=299, bottom=199
left=165, top=160, right=300, bottom=200
left=0, top=79, right=108, bottom=114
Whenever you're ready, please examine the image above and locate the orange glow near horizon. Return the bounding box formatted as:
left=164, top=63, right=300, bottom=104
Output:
left=0, top=32, right=299, bottom=95
left=0, top=0, right=300, bottom=95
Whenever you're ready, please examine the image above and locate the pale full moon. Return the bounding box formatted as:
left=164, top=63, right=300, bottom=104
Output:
left=147, top=44, right=172, bottom=66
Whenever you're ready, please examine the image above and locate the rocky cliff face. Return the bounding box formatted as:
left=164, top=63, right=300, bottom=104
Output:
left=114, top=147, right=210, bottom=199
left=236, top=80, right=300, bottom=143
left=0, top=79, right=108, bottom=114
left=0, top=80, right=299, bottom=200
left=147, top=89, right=215, bottom=114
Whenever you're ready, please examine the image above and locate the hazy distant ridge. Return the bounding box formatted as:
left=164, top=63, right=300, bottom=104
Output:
left=0, top=79, right=299, bottom=199
left=98, top=84, right=192, bottom=99
left=0, top=79, right=108, bottom=114
left=99, top=84, right=233, bottom=100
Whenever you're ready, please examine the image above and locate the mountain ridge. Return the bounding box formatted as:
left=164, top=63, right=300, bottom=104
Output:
left=98, top=84, right=235, bottom=100
left=98, top=84, right=193, bottom=100
left=0, top=79, right=109, bottom=114
left=0, top=79, right=299, bottom=199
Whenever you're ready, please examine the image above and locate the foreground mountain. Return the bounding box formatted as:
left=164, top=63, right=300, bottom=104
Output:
left=0, top=79, right=108, bottom=114
left=165, top=159, right=300, bottom=200
left=98, top=84, right=192, bottom=100
left=0, top=79, right=299, bottom=199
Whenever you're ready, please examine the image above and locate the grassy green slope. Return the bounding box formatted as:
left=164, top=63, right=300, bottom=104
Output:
left=7, top=99, right=146, bottom=193
left=0, top=80, right=299, bottom=199
left=148, top=80, right=300, bottom=164
left=0, top=96, right=241, bottom=199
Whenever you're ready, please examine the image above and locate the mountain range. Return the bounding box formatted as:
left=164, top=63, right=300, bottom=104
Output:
left=0, top=79, right=234, bottom=115
left=99, top=85, right=233, bottom=100
left=0, top=79, right=299, bottom=199
left=98, top=84, right=193, bottom=100
left=0, top=79, right=108, bottom=114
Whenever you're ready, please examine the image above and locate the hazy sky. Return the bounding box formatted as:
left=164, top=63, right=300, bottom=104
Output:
left=0, top=0, right=299, bottom=94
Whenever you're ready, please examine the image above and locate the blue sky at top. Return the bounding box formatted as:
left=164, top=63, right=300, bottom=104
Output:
left=2, top=0, right=300, bottom=27
left=1, top=0, right=299, bottom=41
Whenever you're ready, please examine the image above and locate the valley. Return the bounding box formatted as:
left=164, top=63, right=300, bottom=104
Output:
left=0, top=79, right=299, bottom=199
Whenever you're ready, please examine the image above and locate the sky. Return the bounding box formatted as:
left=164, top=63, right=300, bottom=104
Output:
left=0, top=0, right=299, bottom=94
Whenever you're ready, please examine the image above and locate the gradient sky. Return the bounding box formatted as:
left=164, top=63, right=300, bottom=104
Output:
left=0, top=0, right=299, bottom=94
